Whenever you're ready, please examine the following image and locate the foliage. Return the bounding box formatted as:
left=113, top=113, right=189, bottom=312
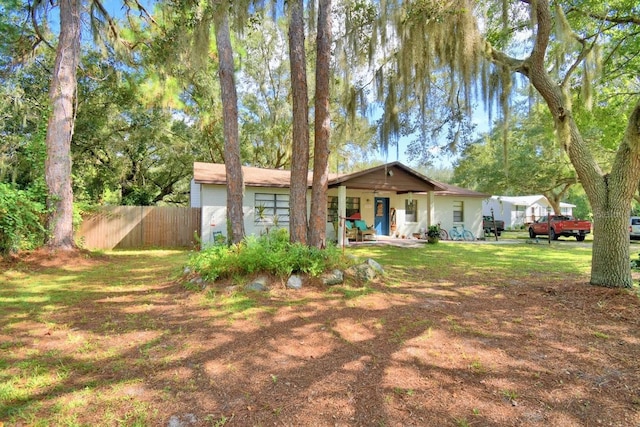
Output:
left=427, top=225, right=440, bottom=239
left=565, top=186, right=592, bottom=221
left=240, top=18, right=293, bottom=169
left=335, top=0, right=482, bottom=159
left=73, top=52, right=200, bottom=206
left=0, top=183, right=46, bottom=255
left=631, top=251, right=640, bottom=270
left=188, top=228, right=346, bottom=281
left=453, top=103, right=577, bottom=195
left=0, top=56, right=50, bottom=189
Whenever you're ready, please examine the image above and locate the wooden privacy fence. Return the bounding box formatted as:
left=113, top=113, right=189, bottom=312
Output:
left=76, top=206, right=201, bottom=250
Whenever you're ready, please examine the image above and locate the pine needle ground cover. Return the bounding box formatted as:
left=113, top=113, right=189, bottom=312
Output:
left=1, top=244, right=639, bottom=426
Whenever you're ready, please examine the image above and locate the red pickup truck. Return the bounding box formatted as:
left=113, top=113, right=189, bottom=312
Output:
left=528, top=215, right=591, bottom=241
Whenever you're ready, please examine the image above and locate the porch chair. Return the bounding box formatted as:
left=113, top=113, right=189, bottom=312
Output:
left=354, top=220, right=376, bottom=241
left=344, top=220, right=358, bottom=241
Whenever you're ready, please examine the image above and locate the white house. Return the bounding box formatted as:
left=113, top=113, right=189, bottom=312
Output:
left=191, top=161, right=489, bottom=246
left=483, top=195, right=576, bottom=229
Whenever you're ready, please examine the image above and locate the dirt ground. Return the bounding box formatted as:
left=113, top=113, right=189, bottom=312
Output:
left=3, top=248, right=640, bottom=426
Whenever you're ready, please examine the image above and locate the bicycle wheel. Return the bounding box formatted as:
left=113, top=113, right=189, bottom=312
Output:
left=439, top=229, right=449, bottom=240
left=462, top=230, right=474, bottom=241
left=449, top=229, right=460, bottom=240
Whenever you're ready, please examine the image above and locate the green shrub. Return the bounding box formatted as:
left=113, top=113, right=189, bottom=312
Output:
left=188, top=243, right=237, bottom=281
left=188, top=229, right=346, bottom=281
left=0, top=183, right=46, bottom=255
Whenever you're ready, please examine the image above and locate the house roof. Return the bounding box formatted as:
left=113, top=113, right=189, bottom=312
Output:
left=491, top=195, right=546, bottom=206
left=327, top=161, right=447, bottom=193
left=490, top=195, right=576, bottom=208
left=193, top=161, right=486, bottom=197
left=430, top=180, right=490, bottom=198
left=194, top=162, right=318, bottom=188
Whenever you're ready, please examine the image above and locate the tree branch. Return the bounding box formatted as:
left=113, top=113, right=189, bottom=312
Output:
left=568, top=8, right=640, bottom=26
left=30, top=3, right=54, bottom=51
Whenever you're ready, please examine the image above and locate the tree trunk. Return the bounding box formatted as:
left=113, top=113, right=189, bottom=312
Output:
left=288, top=0, right=310, bottom=244
left=519, top=0, right=640, bottom=288
left=44, top=0, right=81, bottom=250
left=544, top=196, right=560, bottom=216
left=308, top=0, right=332, bottom=248
left=589, top=103, right=640, bottom=287
left=591, top=206, right=634, bottom=287
left=214, top=9, right=245, bottom=244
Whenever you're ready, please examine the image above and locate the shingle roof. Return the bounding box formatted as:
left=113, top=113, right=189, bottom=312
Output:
left=431, top=180, right=490, bottom=198
left=491, top=195, right=547, bottom=206
left=194, top=162, right=315, bottom=188
left=193, top=161, right=487, bottom=197
left=490, top=195, right=576, bottom=208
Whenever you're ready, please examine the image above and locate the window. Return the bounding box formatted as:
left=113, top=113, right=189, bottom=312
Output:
left=453, top=200, right=464, bottom=222
left=327, top=196, right=361, bottom=222
left=514, top=205, right=526, bottom=222
left=405, top=199, right=418, bottom=222
left=255, top=193, right=290, bottom=223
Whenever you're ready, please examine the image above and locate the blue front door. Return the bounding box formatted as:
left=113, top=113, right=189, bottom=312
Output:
left=374, top=197, right=389, bottom=235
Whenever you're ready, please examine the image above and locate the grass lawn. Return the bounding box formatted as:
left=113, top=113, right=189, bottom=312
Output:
left=1, top=243, right=639, bottom=426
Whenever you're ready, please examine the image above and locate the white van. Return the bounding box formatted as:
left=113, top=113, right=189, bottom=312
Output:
left=630, top=216, right=640, bottom=240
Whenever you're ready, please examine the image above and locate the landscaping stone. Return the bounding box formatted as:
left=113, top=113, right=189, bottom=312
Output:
left=366, top=258, right=384, bottom=275
left=224, top=285, right=240, bottom=294
left=188, top=276, right=207, bottom=290
left=287, top=274, right=303, bottom=289
left=245, top=276, right=269, bottom=291
left=321, top=269, right=344, bottom=286
left=344, top=263, right=378, bottom=282
left=167, top=413, right=197, bottom=427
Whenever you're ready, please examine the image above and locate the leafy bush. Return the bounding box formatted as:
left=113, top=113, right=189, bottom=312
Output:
left=188, top=229, right=345, bottom=281
left=0, top=183, right=46, bottom=255
left=427, top=225, right=440, bottom=238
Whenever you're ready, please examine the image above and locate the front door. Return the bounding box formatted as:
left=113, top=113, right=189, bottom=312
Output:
left=374, top=197, right=390, bottom=235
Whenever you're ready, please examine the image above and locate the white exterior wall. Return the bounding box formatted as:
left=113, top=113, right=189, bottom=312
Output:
left=483, top=198, right=538, bottom=228
left=200, top=184, right=231, bottom=246
left=484, top=195, right=575, bottom=229
left=435, top=196, right=484, bottom=238
left=190, top=179, right=201, bottom=208
left=200, top=183, right=482, bottom=243
left=200, top=184, right=333, bottom=246
left=387, top=193, right=432, bottom=238
left=483, top=198, right=515, bottom=228
left=528, top=202, right=550, bottom=223
left=326, top=190, right=435, bottom=240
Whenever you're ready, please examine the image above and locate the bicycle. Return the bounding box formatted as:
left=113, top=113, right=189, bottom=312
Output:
left=449, top=224, right=475, bottom=241
left=437, top=223, right=449, bottom=240
left=439, top=228, right=449, bottom=240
